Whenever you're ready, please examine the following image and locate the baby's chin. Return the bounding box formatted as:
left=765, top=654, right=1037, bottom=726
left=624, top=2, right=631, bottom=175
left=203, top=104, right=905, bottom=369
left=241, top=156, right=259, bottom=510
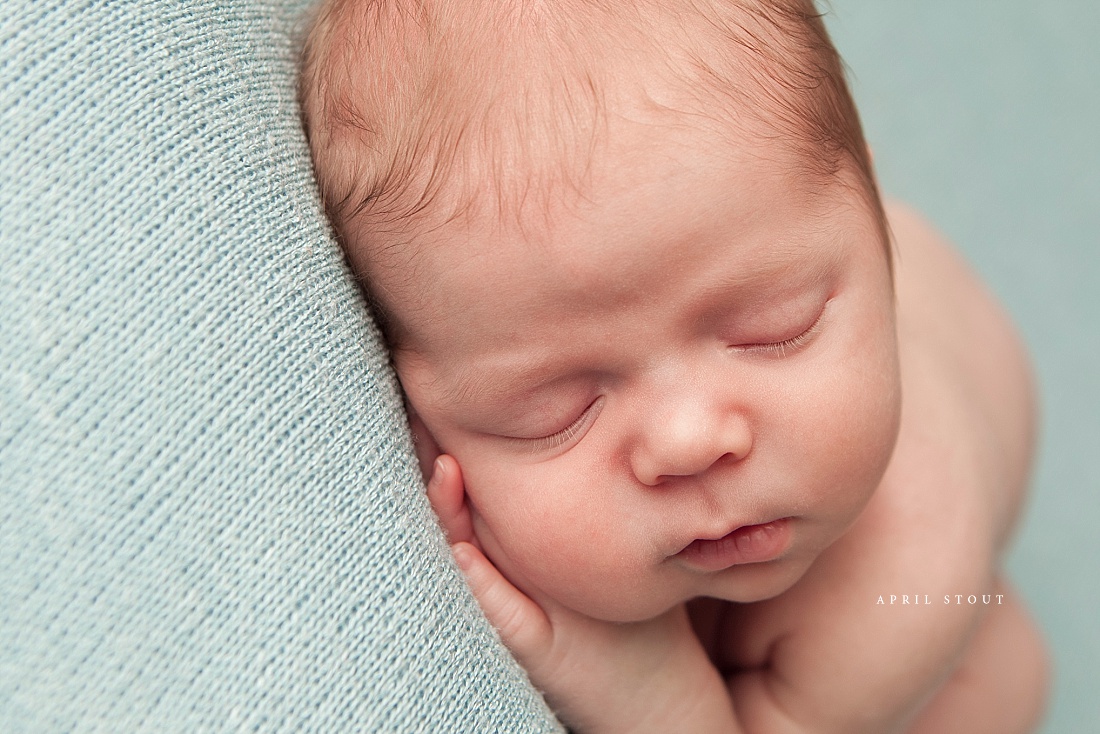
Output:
left=560, top=555, right=813, bottom=623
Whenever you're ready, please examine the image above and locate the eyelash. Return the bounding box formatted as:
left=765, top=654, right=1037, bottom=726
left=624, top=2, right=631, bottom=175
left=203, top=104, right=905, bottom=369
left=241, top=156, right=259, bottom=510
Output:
left=737, top=304, right=828, bottom=357
left=514, top=397, right=603, bottom=452
left=502, top=305, right=827, bottom=450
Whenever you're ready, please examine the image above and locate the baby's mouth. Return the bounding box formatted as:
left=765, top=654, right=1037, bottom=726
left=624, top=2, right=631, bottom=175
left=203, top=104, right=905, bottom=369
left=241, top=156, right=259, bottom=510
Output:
left=674, top=518, right=792, bottom=572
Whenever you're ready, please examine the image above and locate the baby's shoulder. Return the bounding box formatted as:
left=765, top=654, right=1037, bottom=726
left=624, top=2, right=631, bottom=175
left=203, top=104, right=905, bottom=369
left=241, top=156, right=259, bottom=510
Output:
left=886, top=200, right=1037, bottom=550
left=887, top=200, right=1031, bottom=401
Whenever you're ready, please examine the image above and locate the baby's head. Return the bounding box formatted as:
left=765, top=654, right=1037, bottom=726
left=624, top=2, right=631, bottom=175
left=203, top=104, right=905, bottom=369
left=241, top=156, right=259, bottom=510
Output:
left=301, top=0, right=901, bottom=622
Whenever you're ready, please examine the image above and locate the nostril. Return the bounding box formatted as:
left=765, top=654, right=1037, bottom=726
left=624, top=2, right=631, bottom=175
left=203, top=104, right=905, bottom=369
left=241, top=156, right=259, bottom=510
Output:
left=712, top=450, right=743, bottom=469
left=629, top=403, right=752, bottom=484
left=632, top=443, right=748, bottom=488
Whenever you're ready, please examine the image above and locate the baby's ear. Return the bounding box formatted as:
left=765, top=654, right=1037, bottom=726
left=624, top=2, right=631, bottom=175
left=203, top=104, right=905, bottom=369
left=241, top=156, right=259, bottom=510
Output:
left=426, top=454, right=478, bottom=548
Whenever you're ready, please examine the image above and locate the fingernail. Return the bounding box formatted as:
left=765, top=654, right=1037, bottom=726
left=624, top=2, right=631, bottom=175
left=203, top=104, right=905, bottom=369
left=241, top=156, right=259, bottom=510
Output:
left=452, top=543, right=473, bottom=572
left=430, top=457, right=446, bottom=486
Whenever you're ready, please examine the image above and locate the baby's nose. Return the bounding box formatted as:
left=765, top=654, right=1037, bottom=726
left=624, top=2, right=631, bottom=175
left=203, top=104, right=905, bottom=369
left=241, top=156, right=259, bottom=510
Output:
left=629, top=392, right=752, bottom=487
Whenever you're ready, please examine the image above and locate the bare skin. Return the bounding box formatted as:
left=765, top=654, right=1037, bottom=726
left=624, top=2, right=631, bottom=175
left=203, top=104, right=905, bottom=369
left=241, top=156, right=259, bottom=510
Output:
left=687, top=202, right=1049, bottom=733
left=422, top=202, right=1049, bottom=733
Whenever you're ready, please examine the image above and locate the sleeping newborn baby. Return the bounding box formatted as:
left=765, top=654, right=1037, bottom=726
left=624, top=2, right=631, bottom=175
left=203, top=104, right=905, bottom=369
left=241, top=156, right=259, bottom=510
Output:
left=300, top=0, right=1049, bottom=731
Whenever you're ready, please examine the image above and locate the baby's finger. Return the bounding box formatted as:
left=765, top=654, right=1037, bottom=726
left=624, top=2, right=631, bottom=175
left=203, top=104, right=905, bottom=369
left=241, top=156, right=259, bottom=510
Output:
left=452, top=541, right=552, bottom=664
left=426, top=455, right=477, bottom=548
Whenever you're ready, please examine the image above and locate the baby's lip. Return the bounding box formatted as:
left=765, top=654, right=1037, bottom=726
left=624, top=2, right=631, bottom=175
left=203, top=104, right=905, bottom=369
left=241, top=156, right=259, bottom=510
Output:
left=673, top=518, right=792, bottom=571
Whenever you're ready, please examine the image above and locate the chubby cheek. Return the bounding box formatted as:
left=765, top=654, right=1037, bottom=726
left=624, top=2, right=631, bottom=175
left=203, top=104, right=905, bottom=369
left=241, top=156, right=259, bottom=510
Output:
left=460, top=460, right=671, bottom=620
left=801, top=321, right=901, bottom=531
left=465, top=464, right=612, bottom=584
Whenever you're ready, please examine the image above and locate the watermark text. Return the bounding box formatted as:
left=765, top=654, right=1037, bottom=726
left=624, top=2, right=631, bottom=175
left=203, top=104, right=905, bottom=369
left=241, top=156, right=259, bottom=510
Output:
left=876, top=594, right=1004, bottom=605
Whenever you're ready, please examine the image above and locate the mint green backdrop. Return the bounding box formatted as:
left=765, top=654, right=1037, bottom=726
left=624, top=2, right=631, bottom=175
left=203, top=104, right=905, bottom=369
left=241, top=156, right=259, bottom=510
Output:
left=828, top=3, right=1100, bottom=732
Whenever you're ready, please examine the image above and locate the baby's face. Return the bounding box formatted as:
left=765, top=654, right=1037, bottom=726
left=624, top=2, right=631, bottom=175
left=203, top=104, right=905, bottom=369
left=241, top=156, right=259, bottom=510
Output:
left=386, top=115, right=901, bottom=622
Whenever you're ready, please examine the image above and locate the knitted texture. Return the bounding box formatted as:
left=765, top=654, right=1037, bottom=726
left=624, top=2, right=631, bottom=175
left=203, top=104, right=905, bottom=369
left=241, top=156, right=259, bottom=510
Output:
left=0, top=1, right=561, bottom=731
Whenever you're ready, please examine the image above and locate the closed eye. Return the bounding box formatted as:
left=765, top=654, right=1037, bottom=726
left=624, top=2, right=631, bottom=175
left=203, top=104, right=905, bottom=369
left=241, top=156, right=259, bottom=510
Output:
left=507, top=397, right=603, bottom=453
left=734, top=301, right=829, bottom=358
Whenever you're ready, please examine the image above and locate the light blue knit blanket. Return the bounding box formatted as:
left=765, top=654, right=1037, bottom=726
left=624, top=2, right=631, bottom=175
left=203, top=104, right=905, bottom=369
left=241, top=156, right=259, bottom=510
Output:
left=0, top=1, right=560, bottom=730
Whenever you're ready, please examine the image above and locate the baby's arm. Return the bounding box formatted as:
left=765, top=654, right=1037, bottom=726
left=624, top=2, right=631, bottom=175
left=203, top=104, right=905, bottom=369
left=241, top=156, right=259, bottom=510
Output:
left=707, top=202, right=1047, bottom=733
left=904, top=578, right=1048, bottom=733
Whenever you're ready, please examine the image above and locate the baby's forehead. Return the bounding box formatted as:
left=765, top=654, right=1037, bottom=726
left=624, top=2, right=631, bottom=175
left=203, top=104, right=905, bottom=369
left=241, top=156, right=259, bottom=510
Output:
left=376, top=154, right=863, bottom=360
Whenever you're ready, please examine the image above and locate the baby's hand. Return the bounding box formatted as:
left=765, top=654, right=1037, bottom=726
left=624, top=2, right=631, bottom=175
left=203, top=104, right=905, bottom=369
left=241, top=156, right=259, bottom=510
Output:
left=426, top=455, right=738, bottom=734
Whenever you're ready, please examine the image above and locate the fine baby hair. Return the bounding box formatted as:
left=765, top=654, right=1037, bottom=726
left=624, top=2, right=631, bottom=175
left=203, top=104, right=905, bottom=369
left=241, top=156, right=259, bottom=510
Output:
left=299, top=0, right=888, bottom=311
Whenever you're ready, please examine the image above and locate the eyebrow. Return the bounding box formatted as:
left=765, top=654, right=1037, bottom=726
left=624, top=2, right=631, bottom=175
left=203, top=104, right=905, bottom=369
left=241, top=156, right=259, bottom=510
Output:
left=688, top=239, right=841, bottom=311
left=433, top=354, right=575, bottom=415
